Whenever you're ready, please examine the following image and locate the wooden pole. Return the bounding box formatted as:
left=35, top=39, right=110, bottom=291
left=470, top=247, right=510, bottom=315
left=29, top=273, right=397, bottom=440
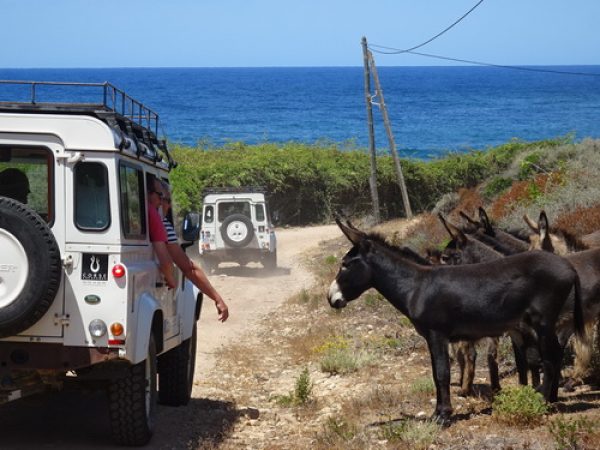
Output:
left=368, top=52, right=413, bottom=218
left=361, top=36, right=380, bottom=224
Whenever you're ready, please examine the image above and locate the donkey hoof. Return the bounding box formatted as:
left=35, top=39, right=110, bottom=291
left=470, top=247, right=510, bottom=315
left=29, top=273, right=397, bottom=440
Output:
left=458, top=388, right=472, bottom=397
left=562, top=378, right=581, bottom=393
left=432, top=410, right=453, bottom=427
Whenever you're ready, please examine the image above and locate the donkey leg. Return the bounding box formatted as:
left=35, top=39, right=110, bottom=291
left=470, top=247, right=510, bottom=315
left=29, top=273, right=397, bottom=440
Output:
left=453, top=343, right=465, bottom=389
left=461, top=342, right=476, bottom=397
left=487, top=338, right=501, bottom=393
left=510, top=334, right=530, bottom=385
left=565, top=323, right=594, bottom=391
left=426, top=332, right=452, bottom=421
left=537, top=329, right=564, bottom=402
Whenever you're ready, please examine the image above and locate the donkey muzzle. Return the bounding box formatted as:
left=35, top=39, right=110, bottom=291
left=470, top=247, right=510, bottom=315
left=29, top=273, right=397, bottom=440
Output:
left=328, top=281, right=347, bottom=308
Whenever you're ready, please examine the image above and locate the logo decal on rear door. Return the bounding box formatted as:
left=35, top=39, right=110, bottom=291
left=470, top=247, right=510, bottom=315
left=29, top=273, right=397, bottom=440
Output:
left=81, top=254, right=108, bottom=281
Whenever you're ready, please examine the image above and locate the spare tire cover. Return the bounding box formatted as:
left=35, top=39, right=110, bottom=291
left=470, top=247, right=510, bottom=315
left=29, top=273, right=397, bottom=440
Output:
left=0, top=197, right=61, bottom=337
left=220, top=213, right=255, bottom=248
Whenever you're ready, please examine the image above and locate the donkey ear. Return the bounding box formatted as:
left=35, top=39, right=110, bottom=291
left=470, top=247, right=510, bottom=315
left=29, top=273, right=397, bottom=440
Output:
left=478, top=207, right=493, bottom=233
left=523, top=213, right=539, bottom=232
left=459, top=210, right=479, bottom=227
left=346, top=219, right=359, bottom=231
left=539, top=211, right=550, bottom=240
left=336, top=217, right=364, bottom=245
left=438, top=213, right=456, bottom=239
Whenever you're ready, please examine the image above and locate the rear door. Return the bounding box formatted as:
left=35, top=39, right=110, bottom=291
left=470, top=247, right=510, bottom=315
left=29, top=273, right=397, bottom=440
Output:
left=0, top=140, right=66, bottom=338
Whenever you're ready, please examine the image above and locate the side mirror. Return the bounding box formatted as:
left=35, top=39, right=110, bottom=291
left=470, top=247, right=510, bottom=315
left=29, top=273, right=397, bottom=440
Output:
left=181, top=212, right=200, bottom=243
left=272, top=210, right=280, bottom=226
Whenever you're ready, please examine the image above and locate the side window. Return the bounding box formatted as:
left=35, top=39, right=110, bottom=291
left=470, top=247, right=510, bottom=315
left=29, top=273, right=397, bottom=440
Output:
left=74, top=162, right=110, bottom=230
left=0, top=145, right=53, bottom=223
left=255, top=204, right=265, bottom=222
left=204, top=205, right=214, bottom=224
left=119, top=163, right=146, bottom=239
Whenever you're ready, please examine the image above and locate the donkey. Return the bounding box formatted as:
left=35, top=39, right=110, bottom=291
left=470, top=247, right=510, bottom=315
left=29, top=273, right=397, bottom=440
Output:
left=525, top=211, right=600, bottom=389
left=440, top=216, right=542, bottom=388
left=328, top=219, right=583, bottom=421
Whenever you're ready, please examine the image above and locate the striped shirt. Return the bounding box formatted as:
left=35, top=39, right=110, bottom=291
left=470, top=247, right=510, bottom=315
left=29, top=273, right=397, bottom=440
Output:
left=162, top=217, right=178, bottom=244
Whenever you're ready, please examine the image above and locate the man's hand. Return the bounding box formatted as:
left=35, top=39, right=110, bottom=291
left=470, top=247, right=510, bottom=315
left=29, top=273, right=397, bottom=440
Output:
left=215, top=297, right=229, bottom=322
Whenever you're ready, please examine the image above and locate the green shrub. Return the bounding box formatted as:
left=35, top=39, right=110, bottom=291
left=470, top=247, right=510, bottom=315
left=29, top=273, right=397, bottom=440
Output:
left=492, top=386, right=549, bottom=426
left=483, top=176, right=514, bottom=199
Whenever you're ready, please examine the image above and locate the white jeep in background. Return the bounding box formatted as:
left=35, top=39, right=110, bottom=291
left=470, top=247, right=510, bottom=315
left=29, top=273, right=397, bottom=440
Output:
left=199, top=187, right=277, bottom=271
left=0, top=80, right=203, bottom=446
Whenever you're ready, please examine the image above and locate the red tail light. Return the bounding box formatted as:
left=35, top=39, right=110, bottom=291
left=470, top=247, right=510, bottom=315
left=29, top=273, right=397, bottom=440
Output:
left=112, top=263, right=126, bottom=278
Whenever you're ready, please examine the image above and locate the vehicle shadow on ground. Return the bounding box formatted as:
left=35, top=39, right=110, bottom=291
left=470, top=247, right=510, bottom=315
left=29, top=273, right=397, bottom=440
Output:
left=0, top=388, right=243, bottom=449
left=211, top=265, right=291, bottom=278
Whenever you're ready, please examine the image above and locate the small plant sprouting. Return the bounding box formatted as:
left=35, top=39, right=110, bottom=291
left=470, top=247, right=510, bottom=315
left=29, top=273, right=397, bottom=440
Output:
left=294, top=367, right=313, bottom=404
left=274, top=367, right=313, bottom=406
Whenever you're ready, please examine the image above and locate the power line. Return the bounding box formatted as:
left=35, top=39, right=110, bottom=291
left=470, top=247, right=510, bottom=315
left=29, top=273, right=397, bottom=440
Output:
left=372, top=49, right=600, bottom=78
left=369, top=0, right=485, bottom=55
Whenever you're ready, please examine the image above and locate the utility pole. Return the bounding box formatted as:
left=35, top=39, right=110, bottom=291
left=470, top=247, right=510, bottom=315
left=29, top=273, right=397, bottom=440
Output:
left=361, top=36, right=380, bottom=224
left=368, top=51, right=413, bottom=218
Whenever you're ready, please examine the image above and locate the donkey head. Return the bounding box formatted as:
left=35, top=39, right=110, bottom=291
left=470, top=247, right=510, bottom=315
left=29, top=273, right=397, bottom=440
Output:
left=438, top=213, right=469, bottom=265
left=524, top=211, right=568, bottom=255
left=439, top=213, right=502, bottom=264
left=328, top=218, right=375, bottom=309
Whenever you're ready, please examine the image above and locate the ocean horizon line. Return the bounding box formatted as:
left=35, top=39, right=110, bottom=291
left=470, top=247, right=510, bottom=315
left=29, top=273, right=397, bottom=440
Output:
left=1, top=64, right=599, bottom=71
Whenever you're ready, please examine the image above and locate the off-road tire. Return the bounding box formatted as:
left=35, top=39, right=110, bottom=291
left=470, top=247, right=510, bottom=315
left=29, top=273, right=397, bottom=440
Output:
left=158, top=323, right=197, bottom=406
left=220, top=213, right=254, bottom=247
left=108, top=335, right=157, bottom=446
left=0, top=197, right=61, bottom=337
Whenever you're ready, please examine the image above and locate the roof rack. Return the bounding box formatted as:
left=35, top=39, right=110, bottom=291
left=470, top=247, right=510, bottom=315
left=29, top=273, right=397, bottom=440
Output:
left=0, top=80, right=176, bottom=168
left=203, top=186, right=267, bottom=195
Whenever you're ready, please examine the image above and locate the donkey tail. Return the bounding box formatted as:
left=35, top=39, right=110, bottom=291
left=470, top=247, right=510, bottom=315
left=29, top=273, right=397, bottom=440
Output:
left=572, top=272, right=585, bottom=340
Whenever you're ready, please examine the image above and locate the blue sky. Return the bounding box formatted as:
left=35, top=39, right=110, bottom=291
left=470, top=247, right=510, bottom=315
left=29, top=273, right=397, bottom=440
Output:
left=2, top=0, right=599, bottom=68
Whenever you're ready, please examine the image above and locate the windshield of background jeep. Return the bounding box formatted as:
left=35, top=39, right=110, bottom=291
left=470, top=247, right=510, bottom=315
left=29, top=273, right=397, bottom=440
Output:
left=0, top=146, right=52, bottom=223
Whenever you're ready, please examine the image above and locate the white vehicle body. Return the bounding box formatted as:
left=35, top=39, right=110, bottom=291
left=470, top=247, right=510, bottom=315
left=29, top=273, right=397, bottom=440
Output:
left=0, top=81, right=202, bottom=446
left=199, top=188, right=277, bottom=270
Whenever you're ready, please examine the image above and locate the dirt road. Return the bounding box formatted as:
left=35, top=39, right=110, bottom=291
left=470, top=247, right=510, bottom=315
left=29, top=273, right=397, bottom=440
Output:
left=0, top=224, right=341, bottom=449
left=193, top=224, right=340, bottom=380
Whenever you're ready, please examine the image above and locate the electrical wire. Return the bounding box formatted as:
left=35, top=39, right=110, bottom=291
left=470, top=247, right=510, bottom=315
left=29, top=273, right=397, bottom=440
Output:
left=373, top=49, right=600, bottom=78
left=369, top=0, right=485, bottom=54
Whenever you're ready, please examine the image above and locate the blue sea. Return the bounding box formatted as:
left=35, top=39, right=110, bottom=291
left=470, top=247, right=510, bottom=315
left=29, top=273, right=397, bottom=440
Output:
left=1, top=66, right=600, bottom=159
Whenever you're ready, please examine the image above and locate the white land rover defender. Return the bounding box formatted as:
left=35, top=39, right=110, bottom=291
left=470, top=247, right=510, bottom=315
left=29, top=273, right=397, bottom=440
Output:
left=199, top=187, right=277, bottom=271
left=0, top=81, right=203, bottom=446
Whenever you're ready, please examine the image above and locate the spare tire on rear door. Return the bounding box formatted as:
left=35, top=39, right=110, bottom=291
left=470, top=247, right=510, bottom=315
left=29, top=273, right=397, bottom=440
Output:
left=220, top=213, right=254, bottom=247
left=0, top=197, right=62, bottom=337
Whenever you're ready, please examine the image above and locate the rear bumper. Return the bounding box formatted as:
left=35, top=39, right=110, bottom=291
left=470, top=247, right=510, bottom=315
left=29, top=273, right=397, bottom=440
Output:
left=0, top=341, right=120, bottom=371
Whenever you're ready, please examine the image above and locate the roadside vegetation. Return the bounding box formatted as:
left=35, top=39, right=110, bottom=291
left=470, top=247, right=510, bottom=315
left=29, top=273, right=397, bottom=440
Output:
left=170, top=136, right=571, bottom=225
